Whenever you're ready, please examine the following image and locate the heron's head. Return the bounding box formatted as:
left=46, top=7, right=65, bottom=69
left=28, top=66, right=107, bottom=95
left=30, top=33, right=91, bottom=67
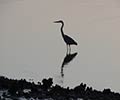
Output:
left=54, top=20, right=64, bottom=24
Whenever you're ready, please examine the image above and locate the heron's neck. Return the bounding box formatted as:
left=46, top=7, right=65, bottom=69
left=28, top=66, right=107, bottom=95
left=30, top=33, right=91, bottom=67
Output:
left=60, top=22, right=64, bottom=37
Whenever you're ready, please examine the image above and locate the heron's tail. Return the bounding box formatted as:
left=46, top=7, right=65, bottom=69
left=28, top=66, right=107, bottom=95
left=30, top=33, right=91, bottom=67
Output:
left=74, top=41, right=77, bottom=45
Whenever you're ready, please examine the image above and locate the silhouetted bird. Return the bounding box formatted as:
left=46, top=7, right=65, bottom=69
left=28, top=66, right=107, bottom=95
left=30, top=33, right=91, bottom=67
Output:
left=54, top=20, right=77, bottom=52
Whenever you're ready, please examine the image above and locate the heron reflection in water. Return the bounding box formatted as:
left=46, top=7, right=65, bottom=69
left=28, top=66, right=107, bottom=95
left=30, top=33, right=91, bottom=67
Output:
left=61, top=52, right=78, bottom=78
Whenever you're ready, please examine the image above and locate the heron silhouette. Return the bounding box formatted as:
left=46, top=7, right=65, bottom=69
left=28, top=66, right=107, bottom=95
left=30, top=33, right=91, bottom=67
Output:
left=54, top=20, right=77, bottom=53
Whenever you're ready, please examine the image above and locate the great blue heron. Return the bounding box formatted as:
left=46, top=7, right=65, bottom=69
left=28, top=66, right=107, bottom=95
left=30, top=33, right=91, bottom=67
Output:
left=54, top=20, right=77, bottom=52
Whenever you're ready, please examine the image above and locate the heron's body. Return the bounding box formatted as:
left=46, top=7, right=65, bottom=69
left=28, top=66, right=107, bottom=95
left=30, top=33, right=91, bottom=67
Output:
left=54, top=20, right=77, bottom=52
left=63, top=34, right=77, bottom=45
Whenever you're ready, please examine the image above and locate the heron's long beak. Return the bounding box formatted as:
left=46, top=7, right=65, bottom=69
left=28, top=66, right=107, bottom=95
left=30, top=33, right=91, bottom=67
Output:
left=54, top=21, right=59, bottom=23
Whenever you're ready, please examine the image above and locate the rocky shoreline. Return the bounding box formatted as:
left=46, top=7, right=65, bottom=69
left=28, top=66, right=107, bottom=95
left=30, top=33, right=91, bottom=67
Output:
left=0, top=76, right=120, bottom=100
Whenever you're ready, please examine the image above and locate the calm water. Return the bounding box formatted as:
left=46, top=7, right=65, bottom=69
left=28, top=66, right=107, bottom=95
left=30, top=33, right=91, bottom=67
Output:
left=0, top=33, right=119, bottom=92
left=0, top=0, right=120, bottom=93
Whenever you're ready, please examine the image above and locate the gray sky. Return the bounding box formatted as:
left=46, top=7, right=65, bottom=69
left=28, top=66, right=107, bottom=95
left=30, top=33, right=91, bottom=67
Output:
left=0, top=0, right=120, bottom=92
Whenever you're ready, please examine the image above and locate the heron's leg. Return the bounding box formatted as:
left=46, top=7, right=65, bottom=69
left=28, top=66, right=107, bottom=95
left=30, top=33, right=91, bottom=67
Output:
left=68, top=45, right=70, bottom=54
left=69, top=45, right=71, bottom=54
left=66, top=45, right=68, bottom=54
